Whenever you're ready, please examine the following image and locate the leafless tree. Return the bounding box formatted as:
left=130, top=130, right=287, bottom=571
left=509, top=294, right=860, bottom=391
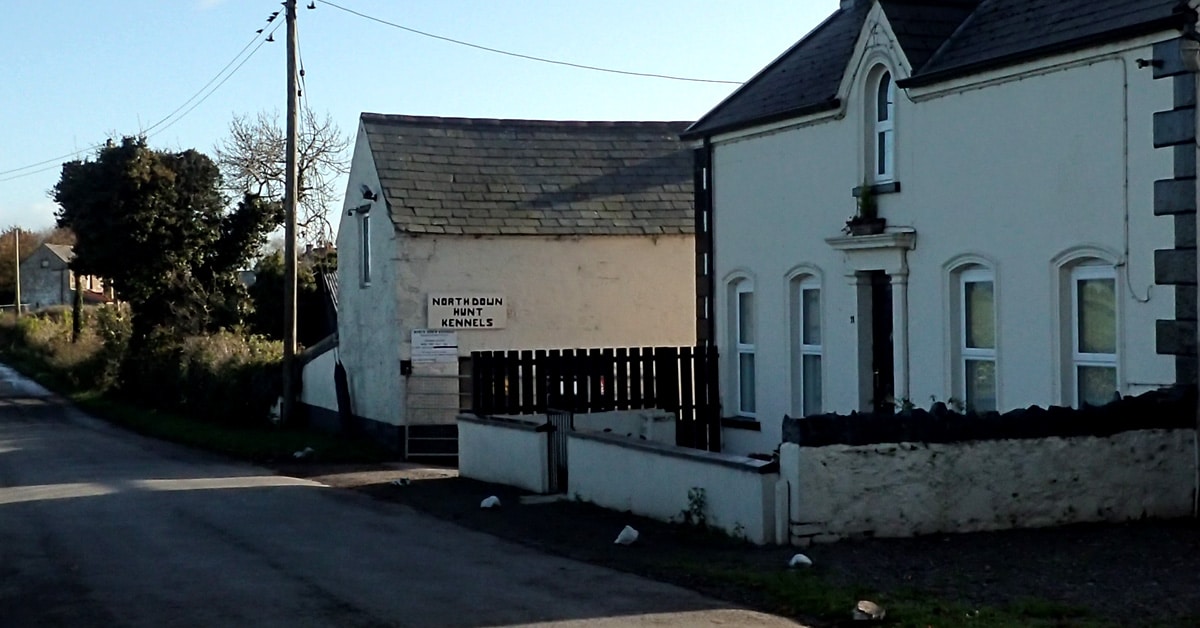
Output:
left=215, top=109, right=350, bottom=245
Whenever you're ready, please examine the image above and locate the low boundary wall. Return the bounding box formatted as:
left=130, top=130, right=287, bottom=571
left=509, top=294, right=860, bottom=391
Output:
left=569, top=430, right=783, bottom=544
left=458, top=414, right=549, bottom=494
left=781, top=429, right=1197, bottom=544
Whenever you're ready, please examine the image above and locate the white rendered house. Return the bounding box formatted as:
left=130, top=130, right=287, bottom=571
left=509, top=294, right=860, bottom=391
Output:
left=682, top=0, right=1197, bottom=455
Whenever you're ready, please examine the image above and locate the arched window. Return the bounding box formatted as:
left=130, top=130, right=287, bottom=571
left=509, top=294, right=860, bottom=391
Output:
left=872, top=69, right=895, bottom=183
left=790, top=275, right=822, bottom=416
left=729, top=278, right=756, bottom=417
left=1069, top=264, right=1118, bottom=406
left=1052, top=248, right=1120, bottom=407
left=946, top=257, right=999, bottom=412
left=957, top=265, right=996, bottom=411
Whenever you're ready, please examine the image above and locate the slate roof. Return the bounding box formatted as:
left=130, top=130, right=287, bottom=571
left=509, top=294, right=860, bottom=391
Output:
left=44, top=244, right=73, bottom=263
left=684, top=0, right=1189, bottom=138
left=884, top=0, right=979, bottom=71
left=905, top=0, right=1186, bottom=85
left=360, top=113, right=694, bottom=237
left=682, top=3, right=872, bottom=139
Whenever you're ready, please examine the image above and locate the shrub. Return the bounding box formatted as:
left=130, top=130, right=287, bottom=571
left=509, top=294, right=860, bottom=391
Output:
left=783, top=385, right=1196, bottom=447
left=177, top=332, right=282, bottom=426
left=0, top=306, right=281, bottom=427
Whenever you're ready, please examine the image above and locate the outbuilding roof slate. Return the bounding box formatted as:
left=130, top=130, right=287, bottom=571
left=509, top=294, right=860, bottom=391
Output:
left=361, top=113, right=694, bottom=237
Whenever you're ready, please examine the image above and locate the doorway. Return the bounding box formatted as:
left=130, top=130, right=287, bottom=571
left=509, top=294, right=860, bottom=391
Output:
left=868, top=271, right=894, bottom=414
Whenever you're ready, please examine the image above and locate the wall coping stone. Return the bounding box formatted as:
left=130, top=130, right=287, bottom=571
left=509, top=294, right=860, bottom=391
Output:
left=570, top=429, right=778, bottom=473
left=458, top=413, right=544, bottom=433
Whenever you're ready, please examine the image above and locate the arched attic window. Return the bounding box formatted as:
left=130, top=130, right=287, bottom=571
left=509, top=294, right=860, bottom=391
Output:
left=870, top=68, right=895, bottom=183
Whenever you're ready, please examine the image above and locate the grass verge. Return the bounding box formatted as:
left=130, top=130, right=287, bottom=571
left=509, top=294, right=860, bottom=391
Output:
left=67, top=390, right=395, bottom=464
left=670, top=562, right=1116, bottom=627
left=1, top=349, right=395, bottom=465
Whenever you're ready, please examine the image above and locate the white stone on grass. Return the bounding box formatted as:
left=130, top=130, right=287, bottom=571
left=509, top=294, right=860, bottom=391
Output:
left=788, top=553, right=813, bottom=567
left=853, top=600, right=885, bottom=621
left=614, top=525, right=639, bottom=545
left=480, top=495, right=501, bottom=509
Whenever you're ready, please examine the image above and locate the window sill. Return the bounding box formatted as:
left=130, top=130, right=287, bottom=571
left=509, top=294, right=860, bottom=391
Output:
left=852, top=181, right=901, bottom=197
left=721, top=416, right=761, bottom=431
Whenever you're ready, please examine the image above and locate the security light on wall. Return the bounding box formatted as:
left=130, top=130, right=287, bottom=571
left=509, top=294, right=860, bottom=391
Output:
left=347, top=202, right=372, bottom=216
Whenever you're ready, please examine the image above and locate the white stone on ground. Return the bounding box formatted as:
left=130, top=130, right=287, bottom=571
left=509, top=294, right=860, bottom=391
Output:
left=614, top=525, right=639, bottom=545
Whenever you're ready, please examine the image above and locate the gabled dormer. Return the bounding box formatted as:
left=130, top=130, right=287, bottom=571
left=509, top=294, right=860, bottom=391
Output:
left=681, top=0, right=975, bottom=141
left=682, top=0, right=1187, bottom=142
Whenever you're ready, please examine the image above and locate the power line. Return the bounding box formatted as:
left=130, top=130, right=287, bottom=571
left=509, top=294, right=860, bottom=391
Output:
left=0, top=17, right=283, bottom=184
left=140, top=32, right=263, bottom=137
left=147, top=21, right=283, bottom=142
left=318, top=0, right=743, bottom=86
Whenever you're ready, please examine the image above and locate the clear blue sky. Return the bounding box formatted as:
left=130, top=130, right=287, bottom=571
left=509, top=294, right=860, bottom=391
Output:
left=0, top=0, right=837, bottom=233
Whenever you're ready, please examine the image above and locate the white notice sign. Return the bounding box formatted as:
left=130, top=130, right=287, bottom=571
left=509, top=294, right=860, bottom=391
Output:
left=428, top=293, right=507, bottom=330
left=411, top=329, right=459, bottom=363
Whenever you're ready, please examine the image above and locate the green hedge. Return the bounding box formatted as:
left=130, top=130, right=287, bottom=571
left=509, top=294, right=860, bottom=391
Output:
left=0, top=308, right=282, bottom=427
left=783, top=385, right=1196, bottom=447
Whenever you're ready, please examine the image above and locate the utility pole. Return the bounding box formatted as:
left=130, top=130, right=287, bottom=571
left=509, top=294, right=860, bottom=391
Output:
left=282, top=0, right=300, bottom=425
left=13, top=228, right=20, bottom=318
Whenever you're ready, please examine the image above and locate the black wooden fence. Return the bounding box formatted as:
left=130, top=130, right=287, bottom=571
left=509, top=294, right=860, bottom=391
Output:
left=470, top=346, right=721, bottom=451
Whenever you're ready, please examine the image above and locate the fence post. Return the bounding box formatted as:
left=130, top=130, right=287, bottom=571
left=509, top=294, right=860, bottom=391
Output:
left=654, top=347, right=680, bottom=430
left=678, top=346, right=696, bottom=448
left=520, top=349, right=535, bottom=414
left=503, top=350, right=519, bottom=414
left=703, top=344, right=722, bottom=452
left=533, top=349, right=547, bottom=412
left=629, top=347, right=644, bottom=408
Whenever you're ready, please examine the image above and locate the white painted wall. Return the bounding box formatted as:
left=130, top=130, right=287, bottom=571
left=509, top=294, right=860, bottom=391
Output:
left=780, top=430, right=1196, bottom=543
left=573, top=409, right=676, bottom=445
left=394, top=234, right=694, bottom=426
left=337, top=122, right=405, bottom=428
left=568, top=431, right=782, bottom=544
left=394, top=234, right=694, bottom=355
left=458, top=415, right=549, bottom=494
left=711, top=35, right=1177, bottom=454
left=299, top=346, right=338, bottom=412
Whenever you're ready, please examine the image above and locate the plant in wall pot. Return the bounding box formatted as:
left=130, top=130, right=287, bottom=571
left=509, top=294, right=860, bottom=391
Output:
left=844, top=182, right=886, bottom=236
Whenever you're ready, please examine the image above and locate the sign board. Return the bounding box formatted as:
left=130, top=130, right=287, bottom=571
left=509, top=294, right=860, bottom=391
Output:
left=428, top=293, right=507, bottom=330
left=411, top=329, right=459, bottom=363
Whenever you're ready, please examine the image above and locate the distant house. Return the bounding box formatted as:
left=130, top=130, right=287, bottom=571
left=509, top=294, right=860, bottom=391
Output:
left=682, top=0, right=1192, bottom=455
left=300, top=113, right=697, bottom=456
left=19, top=243, right=110, bottom=310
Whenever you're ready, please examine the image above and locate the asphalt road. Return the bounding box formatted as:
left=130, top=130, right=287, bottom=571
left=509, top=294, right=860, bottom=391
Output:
left=0, top=365, right=799, bottom=628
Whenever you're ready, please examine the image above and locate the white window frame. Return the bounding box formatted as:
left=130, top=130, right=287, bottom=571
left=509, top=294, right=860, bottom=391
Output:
left=734, top=280, right=756, bottom=418
left=794, top=277, right=822, bottom=417
left=873, top=70, right=895, bottom=183
left=359, top=212, right=372, bottom=288
left=959, top=268, right=996, bottom=412
left=1070, top=264, right=1118, bottom=407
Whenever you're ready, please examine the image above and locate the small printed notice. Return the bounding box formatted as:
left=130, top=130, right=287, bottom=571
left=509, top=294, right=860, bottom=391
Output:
left=427, top=293, right=507, bottom=330
left=411, top=329, right=459, bottom=363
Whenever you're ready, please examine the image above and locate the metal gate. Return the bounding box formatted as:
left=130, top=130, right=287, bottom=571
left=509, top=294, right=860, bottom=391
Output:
left=544, top=408, right=573, bottom=493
